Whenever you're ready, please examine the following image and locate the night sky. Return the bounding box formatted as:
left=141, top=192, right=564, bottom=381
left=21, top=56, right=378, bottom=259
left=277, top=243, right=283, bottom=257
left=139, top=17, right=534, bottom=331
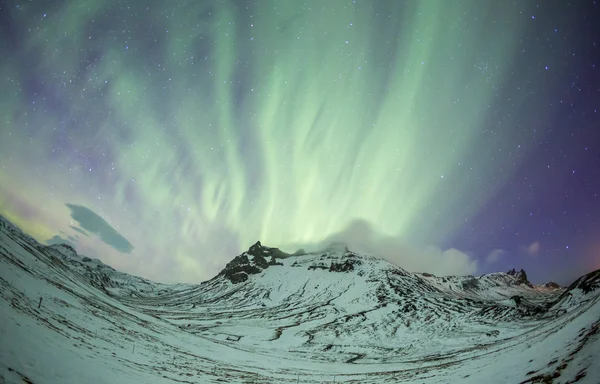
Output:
left=0, top=1, right=598, bottom=285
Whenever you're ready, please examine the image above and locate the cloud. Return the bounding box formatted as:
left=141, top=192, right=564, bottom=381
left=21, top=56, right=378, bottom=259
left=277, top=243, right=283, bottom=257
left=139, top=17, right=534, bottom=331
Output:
left=70, top=225, right=90, bottom=237
left=520, top=241, right=540, bottom=256
left=285, top=220, right=478, bottom=276
left=66, top=204, right=134, bottom=253
left=46, top=235, right=76, bottom=248
left=486, top=249, right=506, bottom=264
left=528, top=241, right=540, bottom=255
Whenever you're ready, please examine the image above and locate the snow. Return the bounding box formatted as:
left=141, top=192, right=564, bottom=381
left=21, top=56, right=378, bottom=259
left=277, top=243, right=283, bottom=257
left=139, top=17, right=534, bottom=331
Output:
left=1, top=215, right=599, bottom=383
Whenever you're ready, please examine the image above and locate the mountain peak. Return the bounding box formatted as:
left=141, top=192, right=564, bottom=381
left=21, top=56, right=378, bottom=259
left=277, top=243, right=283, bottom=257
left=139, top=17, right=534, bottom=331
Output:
left=217, top=242, right=290, bottom=283
left=247, top=240, right=264, bottom=255
left=246, top=241, right=290, bottom=259
left=543, top=281, right=562, bottom=289
left=506, top=268, right=533, bottom=287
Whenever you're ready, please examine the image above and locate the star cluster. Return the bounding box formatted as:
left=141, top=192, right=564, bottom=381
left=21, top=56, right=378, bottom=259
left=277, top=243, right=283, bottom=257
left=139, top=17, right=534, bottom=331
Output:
left=0, top=1, right=598, bottom=284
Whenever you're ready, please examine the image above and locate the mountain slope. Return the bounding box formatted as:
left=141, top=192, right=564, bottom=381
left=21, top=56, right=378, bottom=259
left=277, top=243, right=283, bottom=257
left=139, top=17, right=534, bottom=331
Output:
left=126, top=243, right=569, bottom=365
left=1, top=215, right=599, bottom=383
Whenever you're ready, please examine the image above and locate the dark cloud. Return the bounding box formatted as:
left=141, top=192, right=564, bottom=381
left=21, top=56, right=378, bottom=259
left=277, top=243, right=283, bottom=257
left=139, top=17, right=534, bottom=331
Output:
left=66, top=204, right=134, bottom=253
left=46, top=235, right=76, bottom=248
left=70, top=225, right=90, bottom=237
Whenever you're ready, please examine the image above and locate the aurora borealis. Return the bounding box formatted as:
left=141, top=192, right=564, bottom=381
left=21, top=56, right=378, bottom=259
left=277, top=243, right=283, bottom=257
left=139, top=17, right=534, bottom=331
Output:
left=1, top=1, right=598, bottom=284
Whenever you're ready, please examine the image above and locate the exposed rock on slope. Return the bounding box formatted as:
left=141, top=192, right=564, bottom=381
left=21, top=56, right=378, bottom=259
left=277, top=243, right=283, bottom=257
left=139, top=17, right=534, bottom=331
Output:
left=246, top=240, right=291, bottom=259
left=567, top=269, right=600, bottom=294
left=551, top=269, right=600, bottom=310
left=218, top=241, right=284, bottom=283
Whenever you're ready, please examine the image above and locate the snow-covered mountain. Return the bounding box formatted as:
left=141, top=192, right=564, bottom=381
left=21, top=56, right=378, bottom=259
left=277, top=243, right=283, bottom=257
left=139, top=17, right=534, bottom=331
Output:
left=1, top=215, right=599, bottom=383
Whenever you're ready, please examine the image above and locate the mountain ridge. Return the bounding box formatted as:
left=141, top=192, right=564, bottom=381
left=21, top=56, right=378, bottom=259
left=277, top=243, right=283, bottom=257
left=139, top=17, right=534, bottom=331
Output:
left=1, top=214, right=600, bottom=383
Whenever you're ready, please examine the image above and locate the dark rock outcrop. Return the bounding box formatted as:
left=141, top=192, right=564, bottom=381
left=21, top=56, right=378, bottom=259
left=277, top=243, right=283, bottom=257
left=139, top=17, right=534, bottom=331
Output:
left=219, top=254, right=262, bottom=283
left=229, top=272, right=250, bottom=284
left=247, top=241, right=291, bottom=259
left=253, top=254, right=269, bottom=269
left=219, top=242, right=284, bottom=283
left=462, top=278, right=480, bottom=290
left=550, top=269, right=600, bottom=309
left=508, top=295, right=546, bottom=316
left=308, top=263, right=329, bottom=271
left=511, top=295, right=522, bottom=306
left=486, top=330, right=500, bottom=337
left=330, top=259, right=358, bottom=272
left=507, top=268, right=533, bottom=287
left=327, top=252, right=363, bottom=273
left=565, top=269, right=600, bottom=294
left=329, top=261, right=355, bottom=272
left=268, top=256, right=283, bottom=266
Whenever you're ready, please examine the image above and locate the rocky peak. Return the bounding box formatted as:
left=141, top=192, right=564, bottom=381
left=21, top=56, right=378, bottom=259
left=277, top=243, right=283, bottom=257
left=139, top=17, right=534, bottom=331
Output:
left=247, top=241, right=291, bottom=259
left=219, top=241, right=285, bottom=284
left=506, top=268, right=533, bottom=287
left=543, top=281, right=562, bottom=289
left=247, top=241, right=266, bottom=256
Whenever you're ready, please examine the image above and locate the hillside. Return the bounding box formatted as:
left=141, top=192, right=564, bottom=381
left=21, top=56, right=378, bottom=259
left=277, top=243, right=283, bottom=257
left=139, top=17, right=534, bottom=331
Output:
left=1, top=215, right=599, bottom=383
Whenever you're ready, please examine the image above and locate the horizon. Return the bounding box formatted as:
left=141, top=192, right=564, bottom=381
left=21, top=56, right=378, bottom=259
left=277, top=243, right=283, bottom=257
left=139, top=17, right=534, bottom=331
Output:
left=1, top=1, right=598, bottom=287
left=1, top=213, right=591, bottom=287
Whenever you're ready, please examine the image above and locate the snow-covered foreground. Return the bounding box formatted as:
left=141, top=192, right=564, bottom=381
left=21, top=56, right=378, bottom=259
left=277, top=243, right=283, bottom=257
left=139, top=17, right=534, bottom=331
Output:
left=1, top=216, right=599, bottom=383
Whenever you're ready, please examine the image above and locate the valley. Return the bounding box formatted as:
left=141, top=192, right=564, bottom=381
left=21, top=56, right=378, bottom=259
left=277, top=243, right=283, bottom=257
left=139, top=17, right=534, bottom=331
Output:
left=1, top=216, right=598, bottom=383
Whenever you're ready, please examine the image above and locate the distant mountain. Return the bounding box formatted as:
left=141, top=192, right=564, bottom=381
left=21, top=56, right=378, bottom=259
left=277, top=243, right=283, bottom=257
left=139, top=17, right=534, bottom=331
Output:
left=1, top=215, right=599, bottom=383
left=543, top=281, right=562, bottom=289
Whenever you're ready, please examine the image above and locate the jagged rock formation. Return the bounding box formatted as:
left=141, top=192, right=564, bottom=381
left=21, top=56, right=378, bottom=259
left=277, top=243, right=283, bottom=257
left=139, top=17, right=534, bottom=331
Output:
left=329, top=259, right=358, bottom=272
left=506, top=268, right=533, bottom=287
left=246, top=241, right=291, bottom=259
left=218, top=241, right=284, bottom=283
